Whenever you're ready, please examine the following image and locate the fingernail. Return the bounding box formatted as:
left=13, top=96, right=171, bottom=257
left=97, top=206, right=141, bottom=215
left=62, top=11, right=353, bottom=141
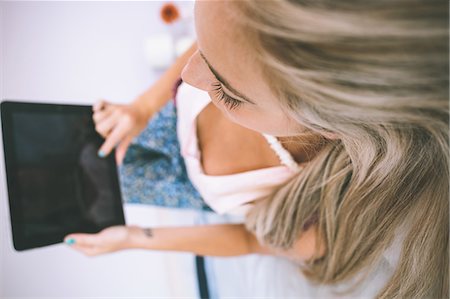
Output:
left=98, top=150, right=105, bottom=158
left=65, top=238, right=76, bottom=245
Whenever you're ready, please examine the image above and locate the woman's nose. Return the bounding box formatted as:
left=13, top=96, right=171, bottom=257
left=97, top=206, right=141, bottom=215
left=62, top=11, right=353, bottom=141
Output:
left=180, top=50, right=214, bottom=91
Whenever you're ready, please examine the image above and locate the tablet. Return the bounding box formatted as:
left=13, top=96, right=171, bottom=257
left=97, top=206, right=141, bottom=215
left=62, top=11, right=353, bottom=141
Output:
left=1, top=101, right=126, bottom=251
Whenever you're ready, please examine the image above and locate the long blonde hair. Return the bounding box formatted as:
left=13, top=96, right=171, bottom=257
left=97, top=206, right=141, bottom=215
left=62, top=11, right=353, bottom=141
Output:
left=229, top=1, right=449, bottom=298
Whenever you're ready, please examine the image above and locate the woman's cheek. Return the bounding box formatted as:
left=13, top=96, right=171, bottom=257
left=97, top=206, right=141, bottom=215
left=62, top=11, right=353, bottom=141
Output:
left=207, top=96, right=289, bottom=135
left=234, top=112, right=299, bottom=136
left=225, top=110, right=270, bottom=133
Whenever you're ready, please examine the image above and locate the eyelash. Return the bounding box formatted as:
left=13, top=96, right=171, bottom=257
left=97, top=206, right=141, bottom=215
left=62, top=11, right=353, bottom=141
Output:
left=211, top=82, right=243, bottom=111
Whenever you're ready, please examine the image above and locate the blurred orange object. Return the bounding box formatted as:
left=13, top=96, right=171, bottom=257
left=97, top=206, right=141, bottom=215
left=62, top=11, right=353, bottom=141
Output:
left=160, top=2, right=180, bottom=24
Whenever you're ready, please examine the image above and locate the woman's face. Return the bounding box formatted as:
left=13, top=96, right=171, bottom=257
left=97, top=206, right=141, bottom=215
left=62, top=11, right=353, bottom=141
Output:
left=181, top=1, right=302, bottom=137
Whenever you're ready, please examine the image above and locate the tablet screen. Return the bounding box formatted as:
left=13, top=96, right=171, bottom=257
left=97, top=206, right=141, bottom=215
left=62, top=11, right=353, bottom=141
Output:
left=1, top=102, right=125, bottom=251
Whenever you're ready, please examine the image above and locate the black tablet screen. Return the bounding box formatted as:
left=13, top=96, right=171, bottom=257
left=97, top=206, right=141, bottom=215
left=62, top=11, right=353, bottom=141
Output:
left=1, top=102, right=125, bottom=251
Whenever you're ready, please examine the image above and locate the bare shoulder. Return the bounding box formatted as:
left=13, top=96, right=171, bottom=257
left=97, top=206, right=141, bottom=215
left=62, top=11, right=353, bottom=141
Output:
left=196, top=103, right=280, bottom=176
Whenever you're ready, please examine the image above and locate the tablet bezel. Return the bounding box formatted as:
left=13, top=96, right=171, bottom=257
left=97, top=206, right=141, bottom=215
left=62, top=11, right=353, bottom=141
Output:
left=0, top=100, right=126, bottom=251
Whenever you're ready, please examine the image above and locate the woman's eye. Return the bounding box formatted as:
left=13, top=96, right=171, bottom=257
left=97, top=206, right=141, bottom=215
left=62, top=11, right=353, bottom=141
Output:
left=211, top=82, right=243, bottom=111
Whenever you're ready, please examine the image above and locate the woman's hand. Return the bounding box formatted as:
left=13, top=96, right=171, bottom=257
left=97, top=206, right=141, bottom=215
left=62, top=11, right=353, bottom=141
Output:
left=92, top=43, right=197, bottom=165
left=63, top=225, right=134, bottom=257
left=93, top=99, right=153, bottom=165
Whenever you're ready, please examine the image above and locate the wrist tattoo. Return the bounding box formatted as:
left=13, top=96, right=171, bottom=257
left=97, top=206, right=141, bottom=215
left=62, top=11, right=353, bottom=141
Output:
left=143, top=228, right=153, bottom=238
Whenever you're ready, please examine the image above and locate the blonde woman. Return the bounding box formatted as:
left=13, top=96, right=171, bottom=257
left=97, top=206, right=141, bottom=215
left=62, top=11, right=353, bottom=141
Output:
left=64, top=1, right=448, bottom=298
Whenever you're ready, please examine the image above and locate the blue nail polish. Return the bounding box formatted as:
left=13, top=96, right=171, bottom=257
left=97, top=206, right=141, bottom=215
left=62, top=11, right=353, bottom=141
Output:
left=65, top=238, right=76, bottom=245
left=98, top=150, right=105, bottom=158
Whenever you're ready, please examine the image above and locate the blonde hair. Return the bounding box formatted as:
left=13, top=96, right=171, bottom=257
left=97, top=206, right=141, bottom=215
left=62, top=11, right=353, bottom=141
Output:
left=229, top=1, right=449, bottom=298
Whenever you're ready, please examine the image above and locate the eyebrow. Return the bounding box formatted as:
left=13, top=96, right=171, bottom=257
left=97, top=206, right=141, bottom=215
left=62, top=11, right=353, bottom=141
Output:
left=199, top=51, right=257, bottom=105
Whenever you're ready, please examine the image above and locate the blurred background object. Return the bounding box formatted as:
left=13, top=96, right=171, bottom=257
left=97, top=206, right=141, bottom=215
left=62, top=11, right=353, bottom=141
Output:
left=144, top=1, right=195, bottom=70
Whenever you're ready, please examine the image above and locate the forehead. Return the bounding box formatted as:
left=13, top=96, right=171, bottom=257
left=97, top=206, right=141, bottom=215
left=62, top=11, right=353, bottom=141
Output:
left=194, top=1, right=277, bottom=108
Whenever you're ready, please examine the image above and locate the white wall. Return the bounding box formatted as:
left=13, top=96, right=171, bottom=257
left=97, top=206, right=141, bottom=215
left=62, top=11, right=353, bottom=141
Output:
left=2, top=1, right=174, bottom=104
left=0, top=1, right=204, bottom=297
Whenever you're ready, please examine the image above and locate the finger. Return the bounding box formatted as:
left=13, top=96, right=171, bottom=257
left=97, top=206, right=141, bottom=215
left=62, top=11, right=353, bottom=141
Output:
left=67, top=247, right=100, bottom=258
left=93, top=99, right=107, bottom=112
left=69, top=244, right=102, bottom=257
left=93, top=106, right=115, bottom=124
left=95, top=110, right=121, bottom=138
left=98, top=120, right=130, bottom=157
left=115, top=135, right=133, bottom=166
left=64, top=233, right=100, bottom=247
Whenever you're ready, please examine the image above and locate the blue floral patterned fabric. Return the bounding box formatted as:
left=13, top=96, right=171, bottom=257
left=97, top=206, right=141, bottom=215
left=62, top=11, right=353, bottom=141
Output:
left=118, top=99, right=214, bottom=212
